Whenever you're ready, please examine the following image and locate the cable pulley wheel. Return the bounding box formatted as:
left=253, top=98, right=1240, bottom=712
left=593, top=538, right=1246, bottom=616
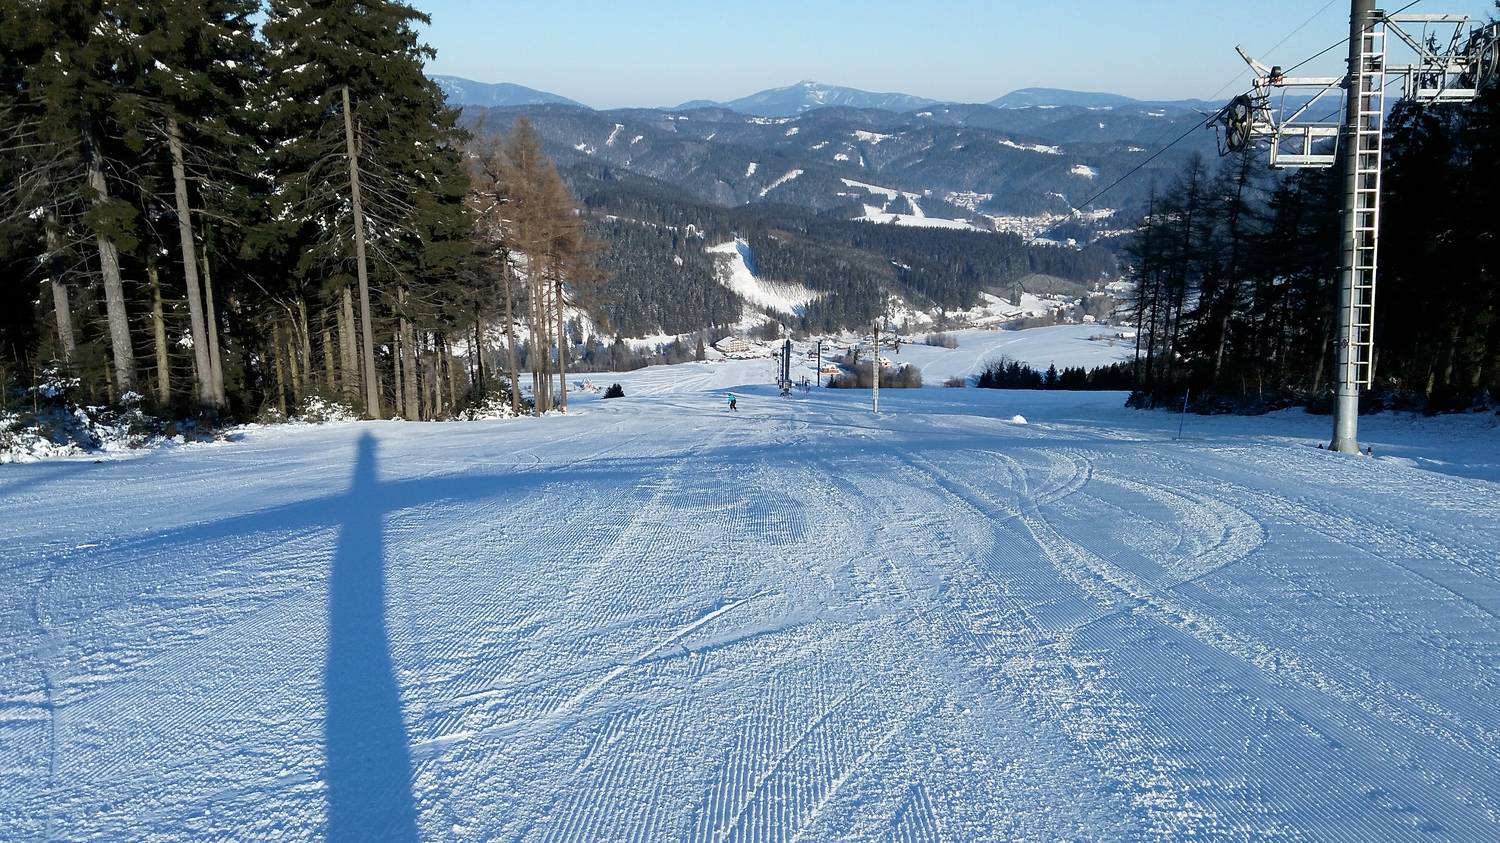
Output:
left=1463, top=24, right=1499, bottom=89
left=1222, top=95, right=1255, bottom=152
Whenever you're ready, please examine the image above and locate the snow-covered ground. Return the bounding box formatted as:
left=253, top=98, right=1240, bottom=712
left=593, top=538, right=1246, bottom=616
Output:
left=898, top=325, right=1131, bottom=376
left=3, top=338, right=1499, bottom=840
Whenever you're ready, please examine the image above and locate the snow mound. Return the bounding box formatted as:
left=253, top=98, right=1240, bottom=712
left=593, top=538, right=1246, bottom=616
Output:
left=458, top=395, right=522, bottom=421
left=296, top=396, right=358, bottom=424
left=1009, top=414, right=1028, bottom=425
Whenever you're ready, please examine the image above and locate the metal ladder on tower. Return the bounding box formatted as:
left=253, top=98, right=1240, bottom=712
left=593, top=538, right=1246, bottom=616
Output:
left=1347, top=23, right=1387, bottom=387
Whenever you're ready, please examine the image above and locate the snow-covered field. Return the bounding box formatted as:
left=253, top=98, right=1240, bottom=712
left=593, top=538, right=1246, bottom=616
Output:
left=3, top=340, right=1499, bottom=840
left=898, top=325, right=1131, bottom=377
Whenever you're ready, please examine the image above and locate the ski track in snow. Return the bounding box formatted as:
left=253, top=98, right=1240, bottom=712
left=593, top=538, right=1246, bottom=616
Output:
left=1, top=363, right=1499, bottom=840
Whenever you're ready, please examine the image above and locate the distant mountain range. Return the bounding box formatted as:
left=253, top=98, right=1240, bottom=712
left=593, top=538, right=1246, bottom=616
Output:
left=428, top=75, right=585, bottom=109
left=989, top=87, right=1215, bottom=111
left=429, top=75, right=1222, bottom=116
left=431, top=76, right=1220, bottom=338
left=675, top=81, right=942, bottom=118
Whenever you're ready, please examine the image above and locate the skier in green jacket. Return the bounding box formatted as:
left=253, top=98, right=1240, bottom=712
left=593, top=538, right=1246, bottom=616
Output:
left=727, top=392, right=738, bottom=411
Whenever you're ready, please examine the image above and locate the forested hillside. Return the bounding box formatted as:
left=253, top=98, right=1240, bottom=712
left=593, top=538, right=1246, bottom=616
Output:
left=468, top=100, right=1213, bottom=219
left=565, top=163, right=1119, bottom=336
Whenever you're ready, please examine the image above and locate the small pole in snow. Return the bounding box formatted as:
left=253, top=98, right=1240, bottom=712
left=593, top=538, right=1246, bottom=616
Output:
left=815, top=339, right=823, bottom=388
left=1176, top=387, right=1190, bottom=440
left=871, top=322, right=881, bottom=414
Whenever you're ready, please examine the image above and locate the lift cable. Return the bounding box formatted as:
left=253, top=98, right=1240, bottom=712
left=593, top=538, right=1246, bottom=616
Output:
left=970, top=2, right=1425, bottom=284
left=1200, top=0, right=1343, bottom=105
left=1074, top=0, right=1359, bottom=212
left=1282, top=0, right=1426, bottom=74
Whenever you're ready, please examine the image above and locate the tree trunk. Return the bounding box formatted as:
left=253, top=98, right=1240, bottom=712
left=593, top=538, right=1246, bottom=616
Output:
left=272, top=322, right=288, bottom=415
left=431, top=335, right=444, bottom=418
left=445, top=335, right=461, bottom=412
left=501, top=253, right=521, bottom=414
left=148, top=262, right=170, bottom=405
left=474, top=314, right=485, bottom=396
left=547, top=274, right=558, bottom=410
left=86, top=146, right=135, bottom=394
left=1213, top=310, right=1233, bottom=384
left=296, top=298, right=313, bottom=397
left=1312, top=313, right=1333, bottom=395
left=342, top=85, right=381, bottom=418
left=285, top=309, right=303, bottom=407
left=399, top=287, right=419, bottom=420
left=554, top=277, right=569, bottom=413
left=44, top=210, right=76, bottom=364
left=528, top=268, right=544, bottom=414
left=102, top=353, right=115, bottom=403
left=322, top=312, right=336, bottom=392
left=426, top=333, right=441, bottom=418
left=340, top=286, right=359, bottom=405
left=201, top=248, right=227, bottom=407
left=1439, top=323, right=1463, bottom=391
left=392, top=326, right=404, bottom=417
left=166, top=116, right=216, bottom=406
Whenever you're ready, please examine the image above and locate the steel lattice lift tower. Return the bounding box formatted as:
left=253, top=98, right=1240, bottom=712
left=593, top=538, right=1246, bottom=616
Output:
left=1216, top=1, right=1498, bottom=454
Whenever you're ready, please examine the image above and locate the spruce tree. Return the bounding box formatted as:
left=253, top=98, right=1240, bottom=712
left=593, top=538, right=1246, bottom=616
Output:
left=263, top=0, right=470, bottom=419
left=116, top=0, right=262, bottom=409
left=12, top=1, right=142, bottom=395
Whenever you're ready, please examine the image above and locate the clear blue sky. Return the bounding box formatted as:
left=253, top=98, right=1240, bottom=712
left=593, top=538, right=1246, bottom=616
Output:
left=417, top=0, right=1498, bottom=108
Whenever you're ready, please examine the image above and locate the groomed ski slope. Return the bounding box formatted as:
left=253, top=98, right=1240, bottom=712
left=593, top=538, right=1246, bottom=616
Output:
left=2, top=368, right=1499, bottom=839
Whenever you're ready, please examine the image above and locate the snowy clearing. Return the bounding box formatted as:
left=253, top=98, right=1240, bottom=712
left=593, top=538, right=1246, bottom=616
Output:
left=841, top=179, right=982, bottom=232
left=706, top=239, right=820, bottom=317
left=860, top=205, right=980, bottom=231
left=2, top=345, right=1499, bottom=840
left=757, top=169, right=803, bottom=197
left=900, top=325, right=1131, bottom=375
left=999, top=138, right=1063, bottom=155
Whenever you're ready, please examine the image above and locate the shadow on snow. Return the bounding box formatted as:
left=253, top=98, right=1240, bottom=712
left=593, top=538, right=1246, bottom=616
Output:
left=324, top=432, right=418, bottom=841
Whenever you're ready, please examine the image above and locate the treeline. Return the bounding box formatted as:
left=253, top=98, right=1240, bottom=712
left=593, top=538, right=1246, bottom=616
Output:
left=0, top=1, right=595, bottom=423
left=828, top=360, right=924, bottom=390
left=975, top=357, right=1134, bottom=391
left=1124, top=77, right=1500, bottom=413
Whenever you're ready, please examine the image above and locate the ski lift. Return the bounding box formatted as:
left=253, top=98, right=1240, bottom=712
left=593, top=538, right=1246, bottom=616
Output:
left=1215, top=47, right=1344, bottom=167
